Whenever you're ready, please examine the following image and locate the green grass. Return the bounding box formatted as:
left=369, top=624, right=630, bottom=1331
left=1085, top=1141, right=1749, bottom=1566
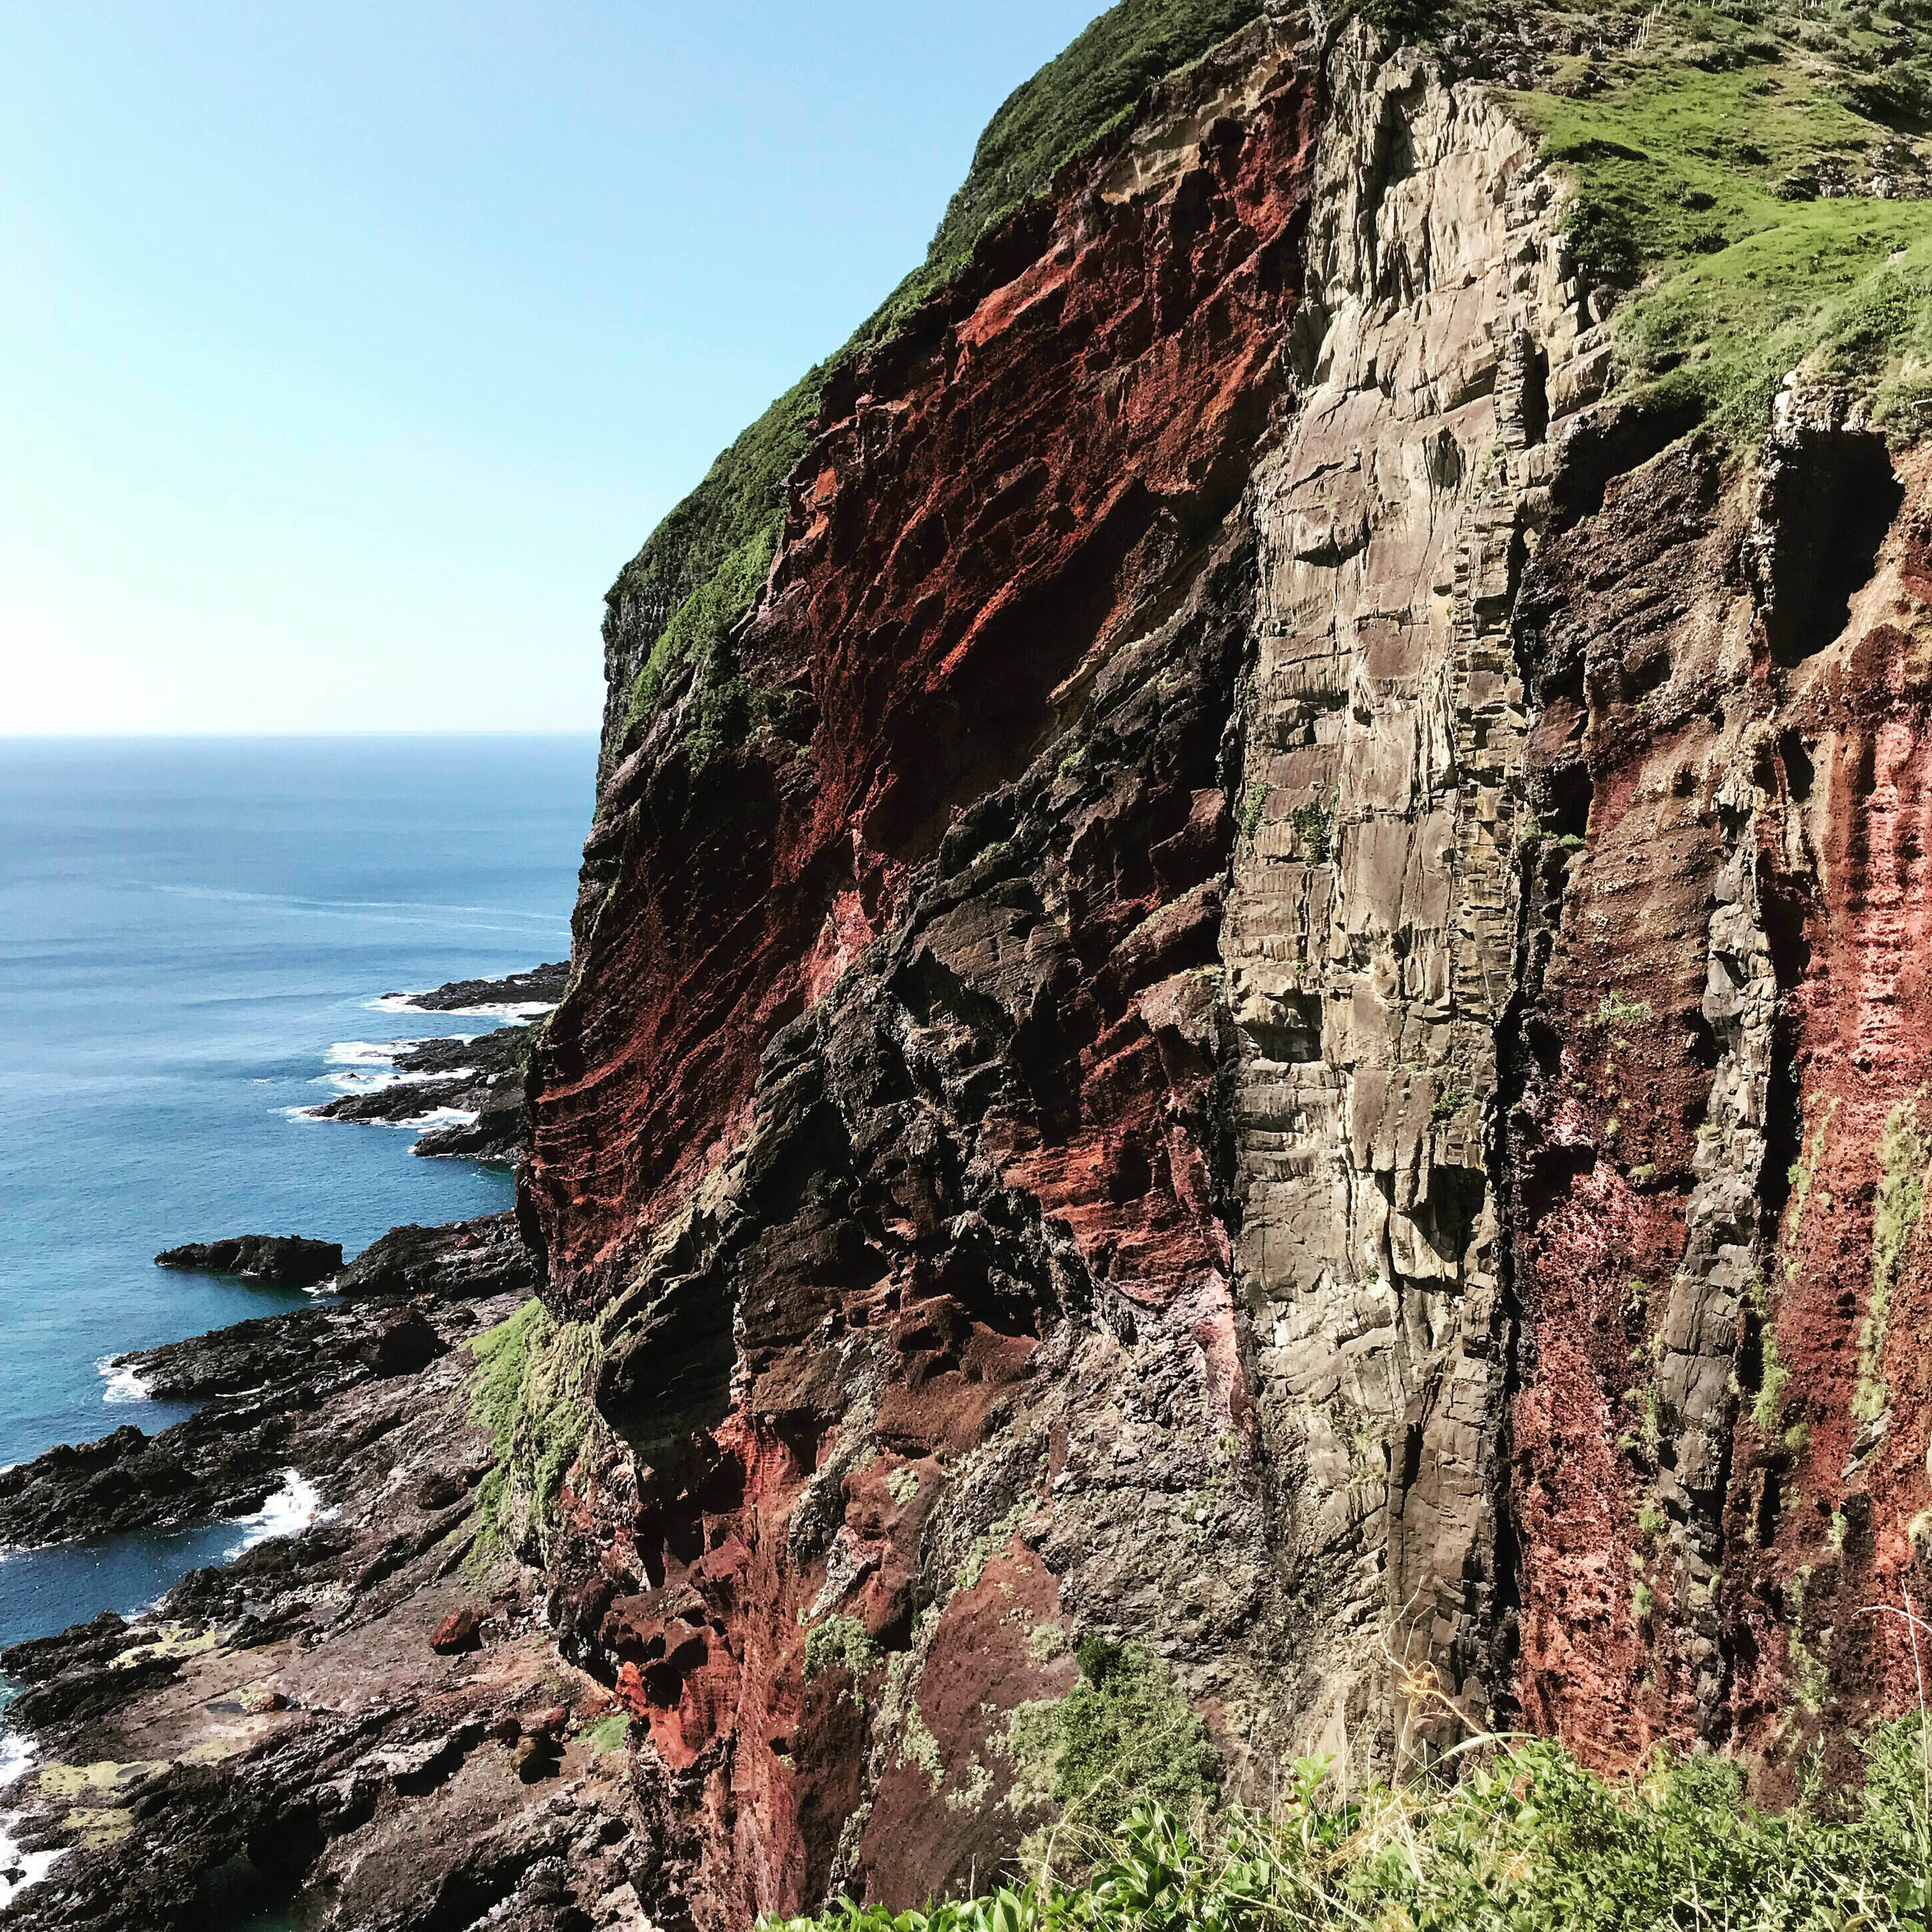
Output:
left=1506, top=1, right=1932, bottom=445
left=1753, top=1323, right=1792, bottom=1433
left=1858, top=1091, right=1929, bottom=1420
left=583, top=1711, right=631, bottom=1753
left=602, top=0, right=1264, bottom=769
left=921, top=0, right=1264, bottom=285
left=466, top=1297, right=595, bottom=1564
left=768, top=1717, right=1932, bottom=1932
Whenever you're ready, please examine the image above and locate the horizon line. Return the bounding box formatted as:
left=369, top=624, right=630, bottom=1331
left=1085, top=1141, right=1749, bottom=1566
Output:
left=3, top=728, right=602, bottom=741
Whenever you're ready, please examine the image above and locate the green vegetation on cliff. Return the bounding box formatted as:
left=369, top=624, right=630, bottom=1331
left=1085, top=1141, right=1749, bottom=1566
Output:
left=602, top=0, right=1264, bottom=770
left=771, top=1717, right=1932, bottom=1932
left=1004, top=1640, right=1221, bottom=1840
left=468, top=1296, right=596, bottom=1562
left=1509, top=0, right=1932, bottom=443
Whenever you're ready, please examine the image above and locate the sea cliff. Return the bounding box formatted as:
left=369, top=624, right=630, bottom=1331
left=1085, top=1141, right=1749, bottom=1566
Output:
left=6, top=1, right=1931, bottom=1925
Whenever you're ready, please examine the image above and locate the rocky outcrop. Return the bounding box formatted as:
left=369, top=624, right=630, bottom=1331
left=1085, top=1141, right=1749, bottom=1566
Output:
left=511, top=8, right=1932, bottom=1926
left=330, top=1212, right=541, bottom=1300
left=1, top=1219, right=535, bottom=1550
left=154, top=1236, right=342, bottom=1286
left=1507, top=390, right=1932, bottom=1789
left=1220, top=32, right=1582, bottom=1760
left=0, top=1307, right=442, bottom=1550
left=526, top=13, right=1322, bottom=1300
left=0, top=1270, right=653, bottom=1932
left=385, top=962, right=568, bottom=1013
left=309, top=1027, right=531, bottom=1163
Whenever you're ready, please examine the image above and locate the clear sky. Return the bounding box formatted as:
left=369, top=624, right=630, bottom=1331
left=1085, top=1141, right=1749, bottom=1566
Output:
left=4, top=2, right=1113, bottom=735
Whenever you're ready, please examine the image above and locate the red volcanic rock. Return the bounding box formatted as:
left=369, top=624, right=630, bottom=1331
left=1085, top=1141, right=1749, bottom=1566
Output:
left=526, top=24, right=1318, bottom=1307
left=429, top=1606, right=483, bottom=1654
left=508, top=14, right=1932, bottom=1931
left=524, top=1703, right=572, bottom=1739
left=1510, top=432, right=1932, bottom=1777
left=859, top=1545, right=1075, bottom=1908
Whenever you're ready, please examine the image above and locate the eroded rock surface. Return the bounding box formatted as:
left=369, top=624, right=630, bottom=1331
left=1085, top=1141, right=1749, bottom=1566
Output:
left=13, top=7, right=1932, bottom=1929
left=511, top=12, right=1932, bottom=1927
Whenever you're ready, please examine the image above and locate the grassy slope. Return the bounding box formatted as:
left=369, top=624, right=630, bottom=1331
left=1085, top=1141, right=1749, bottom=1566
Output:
left=602, top=0, right=1265, bottom=759
left=769, top=1719, right=1931, bottom=1931
left=1508, top=0, right=1932, bottom=442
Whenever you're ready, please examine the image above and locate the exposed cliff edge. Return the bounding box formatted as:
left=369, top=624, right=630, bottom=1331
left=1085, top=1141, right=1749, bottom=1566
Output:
left=520, top=0, right=1932, bottom=1916
left=7, top=1, right=1932, bottom=1926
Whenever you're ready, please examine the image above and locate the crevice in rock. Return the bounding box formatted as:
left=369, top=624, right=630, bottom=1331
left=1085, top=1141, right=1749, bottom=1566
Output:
left=1747, top=422, right=1903, bottom=668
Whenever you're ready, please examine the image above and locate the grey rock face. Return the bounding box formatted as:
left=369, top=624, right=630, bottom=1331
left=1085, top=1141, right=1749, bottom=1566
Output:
left=1222, top=25, right=1586, bottom=1757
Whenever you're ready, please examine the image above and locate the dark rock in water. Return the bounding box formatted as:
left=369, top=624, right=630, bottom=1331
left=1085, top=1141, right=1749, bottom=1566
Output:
left=153, top=1234, right=342, bottom=1286
left=332, top=1212, right=538, bottom=1300
left=386, top=961, right=567, bottom=1012
left=0, top=1215, right=540, bottom=1548
left=412, top=1085, right=525, bottom=1162
left=310, top=1025, right=529, bottom=1163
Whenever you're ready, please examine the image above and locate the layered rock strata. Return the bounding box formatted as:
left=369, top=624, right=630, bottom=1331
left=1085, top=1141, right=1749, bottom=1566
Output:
left=516, top=10, right=1932, bottom=1926
left=9, top=8, right=1932, bottom=1931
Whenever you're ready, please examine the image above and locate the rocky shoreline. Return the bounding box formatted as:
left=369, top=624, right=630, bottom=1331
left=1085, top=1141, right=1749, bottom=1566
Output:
left=0, top=1230, right=650, bottom=1930
left=0, top=967, right=644, bottom=1931
left=306, top=1025, right=532, bottom=1163
left=382, top=960, right=568, bottom=1015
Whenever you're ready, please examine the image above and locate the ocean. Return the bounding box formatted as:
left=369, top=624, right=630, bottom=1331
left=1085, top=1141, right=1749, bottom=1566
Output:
left=0, top=735, right=595, bottom=1652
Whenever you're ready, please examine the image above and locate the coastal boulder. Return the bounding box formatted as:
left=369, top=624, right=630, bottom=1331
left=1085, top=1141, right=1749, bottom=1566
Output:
left=154, top=1234, right=342, bottom=1286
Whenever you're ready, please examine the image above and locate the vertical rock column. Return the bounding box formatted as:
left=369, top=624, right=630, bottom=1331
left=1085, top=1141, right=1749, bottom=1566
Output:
left=1221, top=27, right=1590, bottom=1760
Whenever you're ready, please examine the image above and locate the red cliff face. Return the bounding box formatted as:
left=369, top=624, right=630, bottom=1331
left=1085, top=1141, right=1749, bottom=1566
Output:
left=526, top=24, right=1318, bottom=1310
left=526, top=19, right=1326, bottom=1923
left=1509, top=422, right=1932, bottom=1777
left=521, top=13, right=1932, bottom=1928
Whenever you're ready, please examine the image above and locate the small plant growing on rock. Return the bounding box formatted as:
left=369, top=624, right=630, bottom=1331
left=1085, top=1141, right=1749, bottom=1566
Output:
left=1591, top=992, right=1654, bottom=1029
left=1238, top=781, right=1267, bottom=842
left=1290, top=789, right=1338, bottom=864
left=803, top=1615, right=879, bottom=1684
left=1015, top=1638, right=1221, bottom=1838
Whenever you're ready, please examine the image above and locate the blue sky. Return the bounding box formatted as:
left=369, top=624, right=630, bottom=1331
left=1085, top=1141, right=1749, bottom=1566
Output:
left=5, top=2, right=1111, bottom=733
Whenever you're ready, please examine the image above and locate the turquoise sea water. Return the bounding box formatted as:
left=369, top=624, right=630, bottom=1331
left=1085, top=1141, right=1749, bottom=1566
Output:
left=0, top=735, right=594, bottom=1650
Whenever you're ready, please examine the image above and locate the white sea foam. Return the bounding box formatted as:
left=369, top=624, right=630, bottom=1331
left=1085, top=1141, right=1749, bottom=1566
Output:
left=0, top=1733, right=35, bottom=1791
left=0, top=1737, right=65, bottom=1909
left=326, top=1039, right=405, bottom=1066
left=224, top=1470, right=328, bottom=1560
left=439, top=1001, right=554, bottom=1020
left=370, top=995, right=554, bottom=1020
left=319, top=1065, right=474, bottom=1095
left=0, top=1812, right=66, bottom=1909
left=362, top=1105, right=482, bottom=1132
left=98, top=1356, right=151, bottom=1405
